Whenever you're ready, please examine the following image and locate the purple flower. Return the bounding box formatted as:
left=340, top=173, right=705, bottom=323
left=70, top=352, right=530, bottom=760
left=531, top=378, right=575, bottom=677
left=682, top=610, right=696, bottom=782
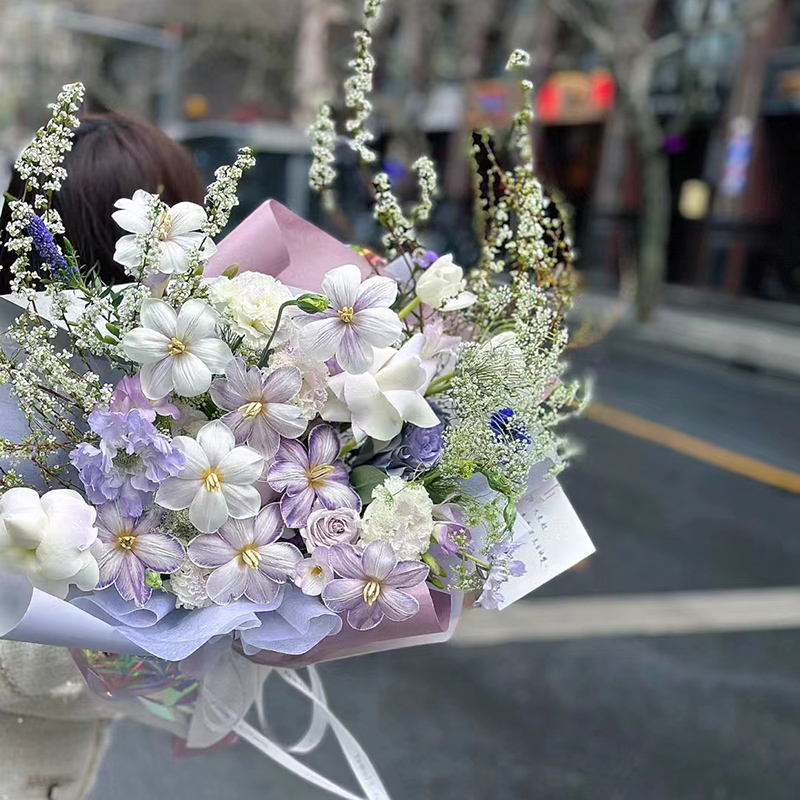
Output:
left=405, top=421, right=444, bottom=466
left=70, top=408, right=185, bottom=518
left=110, top=374, right=181, bottom=423
left=416, top=250, right=438, bottom=269
left=267, top=424, right=361, bottom=528
left=27, top=213, right=71, bottom=276
left=93, top=503, right=184, bottom=607
left=322, top=541, right=429, bottom=631
left=432, top=503, right=472, bottom=556
left=301, top=507, right=360, bottom=551
left=295, top=546, right=334, bottom=596
left=295, top=264, right=402, bottom=374
left=210, top=356, right=306, bottom=459
left=476, top=536, right=527, bottom=610
left=187, top=503, right=302, bottom=605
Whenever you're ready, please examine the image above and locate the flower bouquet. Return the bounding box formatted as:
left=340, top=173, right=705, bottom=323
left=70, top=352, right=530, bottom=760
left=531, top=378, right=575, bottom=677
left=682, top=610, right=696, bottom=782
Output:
left=0, top=4, right=593, bottom=796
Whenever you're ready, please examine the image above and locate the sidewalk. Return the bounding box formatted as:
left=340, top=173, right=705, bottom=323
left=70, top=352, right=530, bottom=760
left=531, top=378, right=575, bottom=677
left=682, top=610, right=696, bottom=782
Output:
left=572, top=289, right=800, bottom=379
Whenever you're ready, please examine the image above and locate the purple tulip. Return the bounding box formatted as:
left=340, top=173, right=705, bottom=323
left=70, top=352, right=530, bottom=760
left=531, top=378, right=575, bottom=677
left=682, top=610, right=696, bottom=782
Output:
left=267, top=425, right=361, bottom=528
left=322, top=541, right=429, bottom=631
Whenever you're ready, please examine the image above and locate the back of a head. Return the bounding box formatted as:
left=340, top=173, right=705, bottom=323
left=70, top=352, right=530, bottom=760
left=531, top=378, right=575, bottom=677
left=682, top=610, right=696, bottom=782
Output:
left=0, top=113, right=204, bottom=290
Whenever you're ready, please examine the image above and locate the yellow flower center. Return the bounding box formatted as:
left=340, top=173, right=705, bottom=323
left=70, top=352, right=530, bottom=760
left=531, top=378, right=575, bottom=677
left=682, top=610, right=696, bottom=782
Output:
left=202, top=469, right=223, bottom=492
left=311, top=566, right=323, bottom=576
left=116, top=532, right=137, bottom=551
left=156, top=208, right=173, bottom=240
left=362, top=580, right=382, bottom=606
left=306, top=463, right=335, bottom=488
left=167, top=337, right=186, bottom=357
left=240, top=546, right=262, bottom=570
left=239, top=401, right=264, bottom=420
left=337, top=306, right=355, bottom=323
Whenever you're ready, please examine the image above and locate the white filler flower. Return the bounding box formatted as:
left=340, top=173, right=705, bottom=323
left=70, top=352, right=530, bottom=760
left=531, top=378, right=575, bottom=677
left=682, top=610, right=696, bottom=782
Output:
left=0, top=488, right=99, bottom=598
left=415, top=254, right=476, bottom=312
left=113, top=190, right=217, bottom=275
left=156, top=420, right=264, bottom=534
left=122, top=298, right=233, bottom=399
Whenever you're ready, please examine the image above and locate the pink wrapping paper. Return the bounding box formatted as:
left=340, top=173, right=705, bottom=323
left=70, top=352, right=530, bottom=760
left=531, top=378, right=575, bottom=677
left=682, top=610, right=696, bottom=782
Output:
left=205, top=199, right=373, bottom=287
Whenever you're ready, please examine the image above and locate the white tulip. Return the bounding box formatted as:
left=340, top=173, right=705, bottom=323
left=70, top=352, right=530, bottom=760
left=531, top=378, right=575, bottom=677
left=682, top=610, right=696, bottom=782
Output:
left=0, top=488, right=99, bottom=598
left=415, top=254, right=477, bottom=312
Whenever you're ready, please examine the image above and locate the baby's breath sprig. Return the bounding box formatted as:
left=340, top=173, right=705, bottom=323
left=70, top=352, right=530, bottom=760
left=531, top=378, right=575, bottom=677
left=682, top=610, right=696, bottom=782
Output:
left=202, top=146, right=256, bottom=238
left=309, top=104, right=338, bottom=193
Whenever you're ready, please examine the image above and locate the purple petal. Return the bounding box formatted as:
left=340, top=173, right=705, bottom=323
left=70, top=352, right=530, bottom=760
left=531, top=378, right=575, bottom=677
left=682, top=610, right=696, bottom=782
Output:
left=218, top=518, right=255, bottom=549
left=96, top=502, right=125, bottom=537
left=352, top=307, right=402, bottom=348
left=354, top=275, right=397, bottom=312
left=267, top=460, right=308, bottom=494
left=299, top=317, right=345, bottom=362
left=275, top=438, right=309, bottom=468
left=115, top=554, right=150, bottom=607
left=132, top=506, right=163, bottom=536
left=206, top=559, right=248, bottom=604
left=262, top=405, right=306, bottom=439
left=209, top=377, right=242, bottom=411
left=280, top=487, right=316, bottom=528
left=263, top=366, right=302, bottom=404
left=95, top=543, right=125, bottom=589
left=326, top=544, right=365, bottom=580
left=316, top=480, right=361, bottom=514
left=247, top=419, right=281, bottom=459
left=376, top=586, right=420, bottom=622
left=243, top=570, right=283, bottom=605
left=257, top=542, right=303, bottom=582
left=308, top=425, right=340, bottom=466
left=336, top=326, right=373, bottom=374
left=221, top=409, right=256, bottom=445
left=346, top=601, right=385, bottom=631
left=224, top=356, right=254, bottom=397
left=382, top=560, right=430, bottom=589
left=134, top=533, right=185, bottom=573
left=361, top=540, right=397, bottom=581
left=253, top=502, right=284, bottom=546
left=188, top=532, right=238, bottom=569
left=321, top=578, right=365, bottom=612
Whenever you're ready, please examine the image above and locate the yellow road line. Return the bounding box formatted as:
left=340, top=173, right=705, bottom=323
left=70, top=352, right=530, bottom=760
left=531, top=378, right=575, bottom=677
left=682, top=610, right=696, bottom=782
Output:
left=586, top=401, right=800, bottom=494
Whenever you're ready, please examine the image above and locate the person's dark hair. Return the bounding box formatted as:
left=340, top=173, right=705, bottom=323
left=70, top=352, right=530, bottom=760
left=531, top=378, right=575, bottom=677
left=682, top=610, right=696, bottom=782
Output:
left=0, top=112, right=204, bottom=291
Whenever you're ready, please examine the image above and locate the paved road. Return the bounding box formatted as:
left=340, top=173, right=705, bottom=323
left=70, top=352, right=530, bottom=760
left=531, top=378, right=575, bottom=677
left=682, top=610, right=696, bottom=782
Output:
left=91, top=334, right=800, bottom=800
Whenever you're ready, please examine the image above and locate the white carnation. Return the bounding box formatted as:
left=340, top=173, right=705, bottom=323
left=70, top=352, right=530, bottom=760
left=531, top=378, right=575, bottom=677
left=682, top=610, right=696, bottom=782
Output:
left=360, top=476, right=434, bottom=560
left=167, top=559, right=212, bottom=610
left=209, top=272, right=295, bottom=350
left=269, top=345, right=331, bottom=419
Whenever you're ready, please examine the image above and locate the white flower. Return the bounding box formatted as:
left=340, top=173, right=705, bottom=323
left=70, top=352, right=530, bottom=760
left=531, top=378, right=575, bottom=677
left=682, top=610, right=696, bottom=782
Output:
left=209, top=273, right=295, bottom=350
left=295, top=547, right=334, bottom=596
left=269, top=345, right=331, bottom=420
left=415, top=254, right=477, bottom=312
left=359, top=476, right=434, bottom=561
left=0, top=488, right=99, bottom=598
left=322, top=333, right=439, bottom=442
left=122, top=298, right=233, bottom=399
left=295, top=264, right=402, bottom=374
left=113, top=190, right=216, bottom=275
left=167, top=558, right=212, bottom=610
left=155, top=420, right=264, bottom=534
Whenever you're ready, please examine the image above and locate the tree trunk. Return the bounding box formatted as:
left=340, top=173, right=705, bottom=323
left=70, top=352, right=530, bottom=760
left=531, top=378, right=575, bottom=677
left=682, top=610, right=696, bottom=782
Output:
left=636, top=144, right=671, bottom=322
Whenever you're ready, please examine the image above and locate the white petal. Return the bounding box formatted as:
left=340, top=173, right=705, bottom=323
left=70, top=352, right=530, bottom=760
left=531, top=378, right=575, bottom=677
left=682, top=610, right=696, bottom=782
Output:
left=216, top=446, right=264, bottom=485
left=197, top=420, right=236, bottom=466
left=158, top=239, right=190, bottom=275
left=321, top=264, right=362, bottom=310
left=172, top=352, right=212, bottom=397
left=320, top=387, right=351, bottom=423
left=173, top=436, right=210, bottom=478
left=122, top=328, right=170, bottom=364
left=343, top=374, right=403, bottom=441
left=190, top=338, right=233, bottom=374
left=111, top=200, right=151, bottom=234
left=374, top=353, right=426, bottom=392
left=113, top=234, right=142, bottom=267
left=384, top=390, right=440, bottom=428
left=0, top=488, right=46, bottom=549
left=156, top=477, right=201, bottom=510
left=177, top=299, right=219, bottom=344
left=140, top=358, right=175, bottom=399
left=169, top=202, right=207, bottom=235
left=440, top=291, right=478, bottom=311
left=352, top=307, right=402, bottom=348
left=298, top=316, right=345, bottom=361
left=189, top=489, right=229, bottom=534
left=139, top=299, right=177, bottom=338
left=220, top=483, right=262, bottom=519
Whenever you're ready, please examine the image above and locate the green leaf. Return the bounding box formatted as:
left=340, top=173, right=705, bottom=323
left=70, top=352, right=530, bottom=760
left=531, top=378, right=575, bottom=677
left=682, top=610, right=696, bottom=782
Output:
left=349, top=465, right=387, bottom=505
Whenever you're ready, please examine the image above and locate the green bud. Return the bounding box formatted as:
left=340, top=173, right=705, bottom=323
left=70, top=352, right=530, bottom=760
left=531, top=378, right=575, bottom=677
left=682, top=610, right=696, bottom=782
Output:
left=294, top=293, right=330, bottom=314
left=421, top=552, right=446, bottom=578
left=145, top=570, right=163, bottom=590
left=485, top=470, right=512, bottom=495
left=221, top=262, right=240, bottom=279
left=102, top=335, right=118, bottom=345
left=503, top=501, right=517, bottom=530
left=428, top=576, right=445, bottom=590
left=105, top=322, right=120, bottom=337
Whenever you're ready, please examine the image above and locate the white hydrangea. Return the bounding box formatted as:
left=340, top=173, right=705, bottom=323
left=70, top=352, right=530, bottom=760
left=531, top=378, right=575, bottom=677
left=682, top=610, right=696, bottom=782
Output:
left=269, top=345, right=331, bottom=420
left=360, top=476, right=434, bottom=560
left=209, top=272, right=294, bottom=350
left=167, top=559, right=212, bottom=610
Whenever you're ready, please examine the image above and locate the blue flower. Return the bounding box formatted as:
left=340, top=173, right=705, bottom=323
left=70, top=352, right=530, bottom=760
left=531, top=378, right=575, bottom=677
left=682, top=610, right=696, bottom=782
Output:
left=489, top=408, right=530, bottom=445
left=70, top=408, right=185, bottom=518
left=26, top=213, right=73, bottom=277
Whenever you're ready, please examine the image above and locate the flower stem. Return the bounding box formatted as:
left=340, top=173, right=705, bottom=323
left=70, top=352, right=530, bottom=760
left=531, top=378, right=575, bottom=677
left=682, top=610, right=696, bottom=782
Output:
left=460, top=551, right=491, bottom=570
left=397, top=296, right=421, bottom=320
left=258, top=300, right=295, bottom=368
left=425, top=371, right=454, bottom=396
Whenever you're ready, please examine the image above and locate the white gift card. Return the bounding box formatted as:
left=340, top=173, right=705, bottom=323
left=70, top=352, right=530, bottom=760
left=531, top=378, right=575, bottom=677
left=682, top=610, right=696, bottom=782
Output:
left=494, top=478, right=594, bottom=609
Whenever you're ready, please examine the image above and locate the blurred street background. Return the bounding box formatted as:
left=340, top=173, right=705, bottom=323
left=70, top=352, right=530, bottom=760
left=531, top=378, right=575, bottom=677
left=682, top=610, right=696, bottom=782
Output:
left=1, top=0, right=798, bottom=797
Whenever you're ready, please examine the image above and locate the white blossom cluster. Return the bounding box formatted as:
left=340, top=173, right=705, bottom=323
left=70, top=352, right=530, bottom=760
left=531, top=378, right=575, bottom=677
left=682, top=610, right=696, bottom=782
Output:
left=373, top=172, right=415, bottom=255
left=202, top=146, right=256, bottom=238
left=308, top=103, right=338, bottom=192
left=410, top=156, right=438, bottom=225
left=506, top=49, right=532, bottom=71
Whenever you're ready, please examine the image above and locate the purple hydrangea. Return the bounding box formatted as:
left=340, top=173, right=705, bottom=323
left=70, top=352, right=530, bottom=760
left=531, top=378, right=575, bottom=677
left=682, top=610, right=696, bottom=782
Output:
left=27, top=213, right=71, bottom=276
left=70, top=407, right=185, bottom=518
left=110, top=374, right=181, bottom=423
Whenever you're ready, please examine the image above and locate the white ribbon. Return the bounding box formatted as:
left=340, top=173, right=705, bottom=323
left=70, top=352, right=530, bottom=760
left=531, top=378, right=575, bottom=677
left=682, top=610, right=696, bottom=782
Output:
left=235, top=665, right=391, bottom=800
